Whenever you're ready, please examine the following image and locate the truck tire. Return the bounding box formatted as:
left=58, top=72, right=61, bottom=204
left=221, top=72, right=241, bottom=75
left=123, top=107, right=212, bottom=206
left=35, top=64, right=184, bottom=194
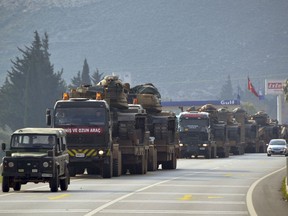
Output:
left=60, top=168, right=69, bottom=191
left=50, top=169, right=59, bottom=192
left=102, top=156, right=112, bottom=178
left=113, top=151, right=121, bottom=177
left=13, top=182, right=21, bottom=191
left=2, top=176, right=10, bottom=192
left=162, top=153, right=177, bottom=169
left=148, top=148, right=157, bottom=171
left=68, top=167, right=76, bottom=177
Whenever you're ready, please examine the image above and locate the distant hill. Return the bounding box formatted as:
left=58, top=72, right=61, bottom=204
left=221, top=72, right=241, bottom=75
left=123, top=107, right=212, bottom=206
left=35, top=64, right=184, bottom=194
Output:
left=1, top=0, right=288, bottom=100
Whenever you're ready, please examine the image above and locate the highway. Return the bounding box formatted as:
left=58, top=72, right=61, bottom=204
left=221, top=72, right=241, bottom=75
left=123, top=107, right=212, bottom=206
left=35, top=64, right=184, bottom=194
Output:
left=0, top=153, right=286, bottom=216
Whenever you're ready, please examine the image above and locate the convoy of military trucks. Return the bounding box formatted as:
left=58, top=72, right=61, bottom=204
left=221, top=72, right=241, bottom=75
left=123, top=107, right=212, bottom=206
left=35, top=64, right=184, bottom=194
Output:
left=178, top=103, right=283, bottom=158
left=1, top=74, right=287, bottom=192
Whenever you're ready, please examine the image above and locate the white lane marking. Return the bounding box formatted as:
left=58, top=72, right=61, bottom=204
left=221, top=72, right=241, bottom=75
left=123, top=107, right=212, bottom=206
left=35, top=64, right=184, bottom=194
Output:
left=100, top=209, right=249, bottom=215
left=83, top=177, right=180, bottom=216
left=246, top=166, right=286, bottom=216
left=157, top=184, right=249, bottom=188
left=0, top=209, right=90, bottom=213
left=119, top=200, right=246, bottom=204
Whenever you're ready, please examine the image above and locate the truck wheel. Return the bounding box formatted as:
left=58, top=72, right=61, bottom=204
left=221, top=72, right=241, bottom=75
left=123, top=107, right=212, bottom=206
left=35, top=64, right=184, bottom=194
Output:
left=162, top=153, right=177, bottom=169
left=205, top=149, right=211, bottom=159
left=50, top=169, right=59, bottom=192
left=13, top=182, right=21, bottom=191
left=2, top=176, right=10, bottom=192
left=102, top=156, right=112, bottom=178
left=68, top=167, right=76, bottom=177
left=60, top=168, right=69, bottom=191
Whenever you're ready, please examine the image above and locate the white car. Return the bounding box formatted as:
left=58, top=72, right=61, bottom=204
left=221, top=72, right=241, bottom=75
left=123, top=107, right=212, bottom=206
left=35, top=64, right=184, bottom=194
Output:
left=267, top=139, right=288, bottom=156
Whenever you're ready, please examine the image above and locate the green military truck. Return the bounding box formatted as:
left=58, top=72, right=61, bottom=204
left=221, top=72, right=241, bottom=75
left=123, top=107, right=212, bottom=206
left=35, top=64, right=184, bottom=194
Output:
left=1, top=128, right=69, bottom=192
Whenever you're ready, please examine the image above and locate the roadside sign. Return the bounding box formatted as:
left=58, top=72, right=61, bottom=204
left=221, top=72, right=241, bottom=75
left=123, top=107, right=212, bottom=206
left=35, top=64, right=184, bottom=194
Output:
left=265, top=79, right=285, bottom=95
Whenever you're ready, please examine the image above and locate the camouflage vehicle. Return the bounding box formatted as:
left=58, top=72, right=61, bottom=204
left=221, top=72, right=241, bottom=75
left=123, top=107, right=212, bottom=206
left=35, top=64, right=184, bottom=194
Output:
left=198, top=105, right=230, bottom=158
left=217, top=107, right=245, bottom=155
left=1, top=128, right=69, bottom=192
left=64, top=76, right=150, bottom=175
left=232, top=107, right=246, bottom=155
left=280, top=124, right=288, bottom=142
left=250, top=111, right=279, bottom=153
left=128, top=83, right=178, bottom=169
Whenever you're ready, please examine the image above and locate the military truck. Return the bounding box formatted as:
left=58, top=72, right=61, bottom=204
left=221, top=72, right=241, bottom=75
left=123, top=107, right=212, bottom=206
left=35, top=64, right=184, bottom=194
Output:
left=178, top=110, right=217, bottom=159
left=1, top=128, right=69, bottom=192
left=46, top=96, right=121, bottom=178
left=128, top=83, right=178, bottom=170
left=250, top=111, right=279, bottom=153
left=217, top=107, right=245, bottom=155
left=57, top=75, right=150, bottom=175
left=198, top=104, right=230, bottom=158
left=96, top=76, right=151, bottom=174
left=228, top=107, right=246, bottom=155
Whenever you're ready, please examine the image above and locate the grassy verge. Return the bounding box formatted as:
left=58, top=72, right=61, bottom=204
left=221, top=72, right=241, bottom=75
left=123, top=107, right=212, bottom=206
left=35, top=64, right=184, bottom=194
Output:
left=281, top=177, right=288, bottom=201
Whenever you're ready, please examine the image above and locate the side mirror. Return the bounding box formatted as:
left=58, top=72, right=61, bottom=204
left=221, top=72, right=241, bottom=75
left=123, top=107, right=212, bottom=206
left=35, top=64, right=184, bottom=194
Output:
left=46, top=109, right=52, bottom=126
left=62, top=143, right=67, bottom=151
left=1, top=143, right=6, bottom=151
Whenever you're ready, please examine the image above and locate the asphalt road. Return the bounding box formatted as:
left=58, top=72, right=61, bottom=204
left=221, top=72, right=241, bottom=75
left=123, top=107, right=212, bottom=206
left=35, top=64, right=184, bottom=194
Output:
left=0, top=153, right=287, bottom=216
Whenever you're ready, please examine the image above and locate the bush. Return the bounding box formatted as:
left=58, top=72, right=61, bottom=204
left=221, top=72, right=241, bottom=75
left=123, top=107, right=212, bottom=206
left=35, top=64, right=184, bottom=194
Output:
left=281, top=177, right=288, bottom=201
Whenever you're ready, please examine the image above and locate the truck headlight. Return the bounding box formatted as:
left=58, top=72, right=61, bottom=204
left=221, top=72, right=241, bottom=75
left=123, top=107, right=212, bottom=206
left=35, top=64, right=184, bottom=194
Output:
left=98, top=150, right=104, bottom=156
left=43, top=162, right=49, bottom=168
left=203, top=144, right=208, bottom=147
left=8, top=162, right=14, bottom=168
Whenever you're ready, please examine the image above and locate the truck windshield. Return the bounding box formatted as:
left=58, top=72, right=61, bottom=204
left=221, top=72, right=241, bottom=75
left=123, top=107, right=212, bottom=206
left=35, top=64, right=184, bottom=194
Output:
left=179, top=118, right=209, bottom=129
left=11, top=135, right=56, bottom=149
left=54, top=107, right=106, bottom=126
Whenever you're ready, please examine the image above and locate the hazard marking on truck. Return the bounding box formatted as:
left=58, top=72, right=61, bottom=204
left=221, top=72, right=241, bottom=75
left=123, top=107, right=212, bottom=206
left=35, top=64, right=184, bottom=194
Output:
left=64, top=127, right=103, bottom=134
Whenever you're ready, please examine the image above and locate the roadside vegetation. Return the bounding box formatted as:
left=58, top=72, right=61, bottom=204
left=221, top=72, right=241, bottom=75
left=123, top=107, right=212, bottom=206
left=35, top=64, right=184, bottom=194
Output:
left=281, top=177, right=288, bottom=201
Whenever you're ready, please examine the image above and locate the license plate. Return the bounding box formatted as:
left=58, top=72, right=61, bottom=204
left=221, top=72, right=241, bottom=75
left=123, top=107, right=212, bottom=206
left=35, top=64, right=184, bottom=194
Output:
left=76, top=153, right=85, bottom=158
left=199, top=147, right=205, bottom=150
left=42, top=173, right=52, bottom=177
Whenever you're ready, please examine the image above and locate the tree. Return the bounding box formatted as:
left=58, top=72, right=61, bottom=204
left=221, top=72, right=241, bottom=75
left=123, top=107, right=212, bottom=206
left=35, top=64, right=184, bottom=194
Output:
left=69, top=59, right=104, bottom=87
left=0, top=31, right=66, bottom=130
left=219, top=75, right=234, bottom=99
left=91, top=68, right=104, bottom=85
left=81, top=58, right=91, bottom=85
left=70, top=71, right=82, bottom=88
left=284, top=79, right=288, bottom=102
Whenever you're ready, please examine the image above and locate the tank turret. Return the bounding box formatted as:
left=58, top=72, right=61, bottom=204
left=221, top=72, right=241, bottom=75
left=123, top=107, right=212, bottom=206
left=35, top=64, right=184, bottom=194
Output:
left=251, top=111, right=268, bottom=126
left=129, top=83, right=162, bottom=113
left=199, top=104, right=218, bottom=124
